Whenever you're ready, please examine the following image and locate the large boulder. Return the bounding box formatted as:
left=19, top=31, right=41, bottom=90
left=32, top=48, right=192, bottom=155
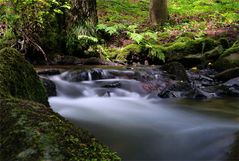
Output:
left=0, top=48, right=48, bottom=106
left=0, top=99, right=120, bottom=161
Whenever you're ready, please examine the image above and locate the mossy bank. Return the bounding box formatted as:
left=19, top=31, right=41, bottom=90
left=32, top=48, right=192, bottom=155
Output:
left=0, top=48, right=121, bottom=161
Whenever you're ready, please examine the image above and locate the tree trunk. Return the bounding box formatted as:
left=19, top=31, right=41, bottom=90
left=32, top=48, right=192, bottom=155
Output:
left=67, top=0, right=98, bottom=28
left=149, top=0, right=168, bottom=25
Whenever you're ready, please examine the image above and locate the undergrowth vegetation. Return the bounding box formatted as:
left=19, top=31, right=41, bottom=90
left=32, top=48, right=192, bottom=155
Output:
left=95, top=0, right=239, bottom=63
left=0, top=0, right=238, bottom=63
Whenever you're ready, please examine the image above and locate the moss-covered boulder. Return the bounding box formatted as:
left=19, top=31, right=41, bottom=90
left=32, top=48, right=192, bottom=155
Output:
left=164, top=38, right=217, bottom=67
left=0, top=99, right=120, bottom=161
left=0, top=48, right=48, bottom=105
left=214, top=41, right=239, bottom=71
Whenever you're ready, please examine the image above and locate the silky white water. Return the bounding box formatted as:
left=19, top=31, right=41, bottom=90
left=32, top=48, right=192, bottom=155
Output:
left=49, top=73, right=239, bottom=160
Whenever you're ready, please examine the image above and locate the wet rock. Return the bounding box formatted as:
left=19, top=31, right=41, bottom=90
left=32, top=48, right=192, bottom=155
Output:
left=187, top=69, right=217, bottom=86
left=218, top=77, right=239, bottom=97
left=161, top=62, right=188, bottom=81
left=102, top=81, right=121, bottom=88
left=158, top=81, right=192, bottom=98
left=61, top=69, right=113, bottom=82
left=215, top=67, right=239, bottom=81
left=37, top=69, right=61, bottom=76
left=83, top=57, right=106, bottom=65
left=52, top=55, right=83, bottom=65
left=40, top=77, right=57, bottom=97
left=61, top=71, right=89, bottom=82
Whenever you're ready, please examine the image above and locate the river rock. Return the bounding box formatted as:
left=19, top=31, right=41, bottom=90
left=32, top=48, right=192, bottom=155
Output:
left=37, top=69, right=61, bottom=76
left=40, top=77, right=57, bottom=97
left=51, top=55, right=82, bottom=65
left=61, top=68, right=113, bottom=82
left=218, top=77, right=239, bottom=97
left=215, top=67, right=239, bottom=82
left=161, top=62, right=188, bottom=81
left=158, top=81, right=192, bottom=98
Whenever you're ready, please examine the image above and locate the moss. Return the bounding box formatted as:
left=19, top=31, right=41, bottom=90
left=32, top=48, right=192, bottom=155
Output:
left=116, top=44, right=142, bottom=61
left=0, top=98, right=121, bottom=161
left=0, top=48, right=48, bottom=106
left=214, top=42, right=239, bottom=71
left=204, top=45, right=224, bottom=60
left=221, top=41, right=239, bottom=58
left=166, top=37, right=216, bottom=53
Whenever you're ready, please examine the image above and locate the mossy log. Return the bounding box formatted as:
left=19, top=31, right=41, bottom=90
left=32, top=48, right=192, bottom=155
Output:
left=0, top=47, right=120, bottom=160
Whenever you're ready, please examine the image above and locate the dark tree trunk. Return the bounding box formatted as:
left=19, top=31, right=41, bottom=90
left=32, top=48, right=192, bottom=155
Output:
left=67, top=0, right=98, bottom=28
left=149, top=0, right=168, bottom=25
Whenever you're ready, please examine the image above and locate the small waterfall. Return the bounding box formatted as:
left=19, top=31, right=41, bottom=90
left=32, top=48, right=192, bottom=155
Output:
left=87, top=71, right=92, bottom=81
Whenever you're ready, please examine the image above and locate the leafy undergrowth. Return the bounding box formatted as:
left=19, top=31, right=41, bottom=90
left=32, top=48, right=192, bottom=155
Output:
left=96, top=0, right=239, bottom=63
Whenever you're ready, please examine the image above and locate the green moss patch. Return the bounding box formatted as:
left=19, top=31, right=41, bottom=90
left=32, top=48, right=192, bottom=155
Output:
left=116, top=44, right=142, bottom=62
left=0, top=48, right=48, bottom=105
left=0, top=98, right=120, bottom=161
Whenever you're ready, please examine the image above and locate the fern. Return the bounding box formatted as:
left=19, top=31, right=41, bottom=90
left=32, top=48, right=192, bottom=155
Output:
left=127, top=32, right=144, bottom=44
left=97, top=24, right=126, bottom=35
left=148, top=45, right=165, bottom=62
left=143, top=32, right=158, bottom=42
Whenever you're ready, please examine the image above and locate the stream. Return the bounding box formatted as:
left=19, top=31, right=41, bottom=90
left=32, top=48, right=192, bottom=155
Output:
left=47, top=68, right=239, bottom=160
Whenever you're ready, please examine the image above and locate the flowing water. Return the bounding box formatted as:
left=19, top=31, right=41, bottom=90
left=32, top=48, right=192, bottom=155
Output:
left=48, top=69, right=239, bottom=160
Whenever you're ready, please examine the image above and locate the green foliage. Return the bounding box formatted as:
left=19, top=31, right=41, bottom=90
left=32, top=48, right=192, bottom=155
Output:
left=97, top=24, right=126, bottom=35
left=147, top=45, right=165, bottom=61
left=116, top=44, right=142, bottom=61
left=66, top=23, right=99, bottom=55
left=221, top=41, right=239, bottom=57
left=0, top=0, right=70, bottom=55
left=97, top=0, right=148, bottom=24
left=0, top=28, right=15, bottom=48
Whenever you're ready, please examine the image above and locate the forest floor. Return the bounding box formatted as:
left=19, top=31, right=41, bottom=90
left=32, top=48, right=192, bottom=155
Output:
left=95, top=0, right=238, bottom=65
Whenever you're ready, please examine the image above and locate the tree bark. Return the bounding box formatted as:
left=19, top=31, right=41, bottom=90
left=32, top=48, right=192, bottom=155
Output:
left=67, top=0, right=98, bottom=28
left=149, top=0, right=168, bottom=25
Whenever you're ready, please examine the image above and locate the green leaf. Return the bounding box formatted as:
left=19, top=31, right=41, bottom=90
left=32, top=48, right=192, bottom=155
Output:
left=53, top=9, right=63, bottom=14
